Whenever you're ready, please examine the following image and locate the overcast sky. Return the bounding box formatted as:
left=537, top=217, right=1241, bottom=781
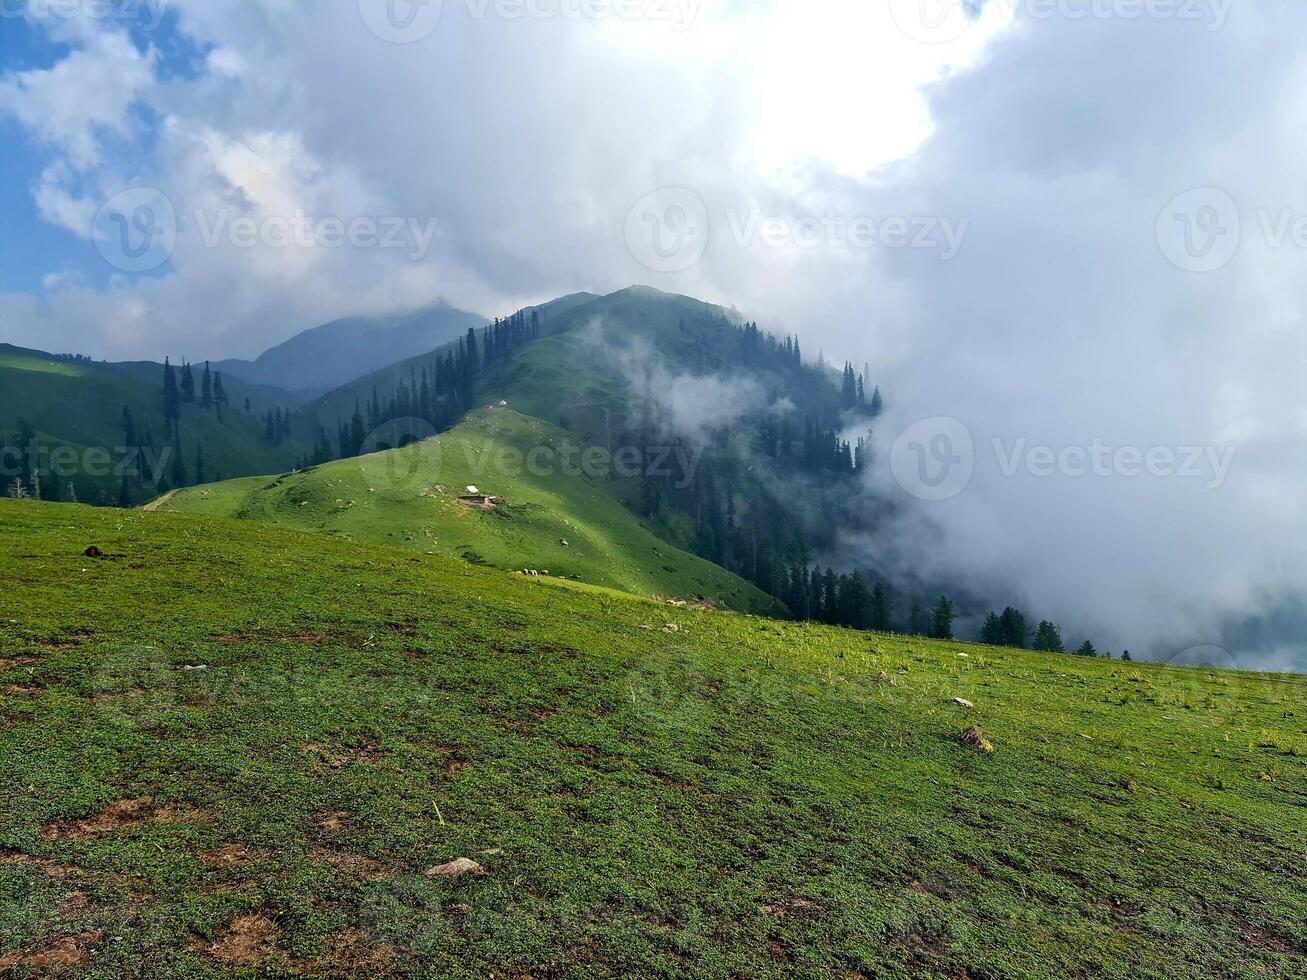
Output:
left=1, top=1, right=1303, bottom=668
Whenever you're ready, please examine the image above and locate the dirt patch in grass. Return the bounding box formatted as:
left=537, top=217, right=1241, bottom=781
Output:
left=203, top=843, right=257, bottom=868
left=761, top=898, right=823, bottom=919
left=39, top=629, right=93, bottom=652
left=292, top=927, right=396, bottom=977
left=40, top=797, right=202, bottom=842
left=886, top=928, right=976, bottom=979
left=192, top=913, right=282, bottom=968
left=302, top=739, right=386, bottom=768
left=908, top=877, right=962, bottom=901
left=403, top=649, right=428, bottom=660
left=0, top=656, right=36, bottom=672
left=313, top=811, right=354, bottom=838
left=311, top=847, right=390, bottom=881
left=539, top=646, right=582, bottom=660
left=1236, top=921, right=1304, bottom=956
left=87, top=689, right=145, bottom=703
left=1, top=683, right=41, bottom=695
left=0, top=931, right=104, bottom=971
left=0, top=848, right=78, bottom=879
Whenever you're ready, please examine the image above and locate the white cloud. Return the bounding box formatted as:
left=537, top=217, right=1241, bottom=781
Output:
left=0, top=28, right=154, bottom=169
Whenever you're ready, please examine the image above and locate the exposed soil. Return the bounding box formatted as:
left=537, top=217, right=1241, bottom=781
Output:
left=193, top=913, right=282, bottom=967
left=40, top=797, right=201, bottom=842
left=311, top=846, right=389, bottom=881
left=291, top=927, right=396, bottom=977
left=203, top=843, right=257, bottom=868
left=0, top=931, right=104, bottom=971
left=302, top=739, right=386, bottom=768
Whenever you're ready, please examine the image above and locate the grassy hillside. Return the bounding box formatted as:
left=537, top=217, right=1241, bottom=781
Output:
left=0, top=347, right=304, bottom=504
left=475, top=286, right=745, bottom=430
left=1, top=500, right=1304, bottom=977
left=152, top=409, right=784, bottom=616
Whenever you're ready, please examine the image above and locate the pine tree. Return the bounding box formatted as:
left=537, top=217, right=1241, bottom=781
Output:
left=870, top=581, right=893, bottom=632
left=16, top=418, right=35, bottom=489
left=841, top=363, right=858, bottom=407
left=118, top=473, right=132, bottom=509
left=999, top=607, right=1030, bottom=649
left=1033, top=620, right=1064, bottom=653
left=844, top=571, right=873, bottom=629
left=162, top=358, right=180, bottom=433
left=909, top=603, right=926, bottom=636
left=170, top=431, right=187, bottom=487
left=1122, top=650, right=1132, bottom=662
left=201, top=362, right=214, bottom=409
left=870, top=386, right=883, bottom=417
left=980, top=612, right=1004, bottom=645
left=1076, top=641, right=1098, bottom=658
left=180, top=361, right=195, bottom=402
left=931, top=595, right=957, bottom=640
left=349, top=401, right=366, bottom=458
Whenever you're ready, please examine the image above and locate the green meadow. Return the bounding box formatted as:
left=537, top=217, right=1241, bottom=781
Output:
left=0, top=500, right=1303, bottom=977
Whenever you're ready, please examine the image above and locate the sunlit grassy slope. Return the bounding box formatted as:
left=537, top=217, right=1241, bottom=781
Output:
left=153, top=409, right=783, bottom=616
left=1, top=500, right=1304, bottom=978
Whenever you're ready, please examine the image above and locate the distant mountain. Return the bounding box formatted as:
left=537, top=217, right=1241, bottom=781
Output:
left=213, top=303, right=489, bottom=395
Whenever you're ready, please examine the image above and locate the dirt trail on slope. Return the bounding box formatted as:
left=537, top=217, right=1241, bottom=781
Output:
left=141, top=490, right=178, bottom=512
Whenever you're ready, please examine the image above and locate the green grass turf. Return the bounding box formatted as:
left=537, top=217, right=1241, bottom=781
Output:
left=151, top=409, right=783, bottom=617
left=0, top=499, right=1304, bottom=977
